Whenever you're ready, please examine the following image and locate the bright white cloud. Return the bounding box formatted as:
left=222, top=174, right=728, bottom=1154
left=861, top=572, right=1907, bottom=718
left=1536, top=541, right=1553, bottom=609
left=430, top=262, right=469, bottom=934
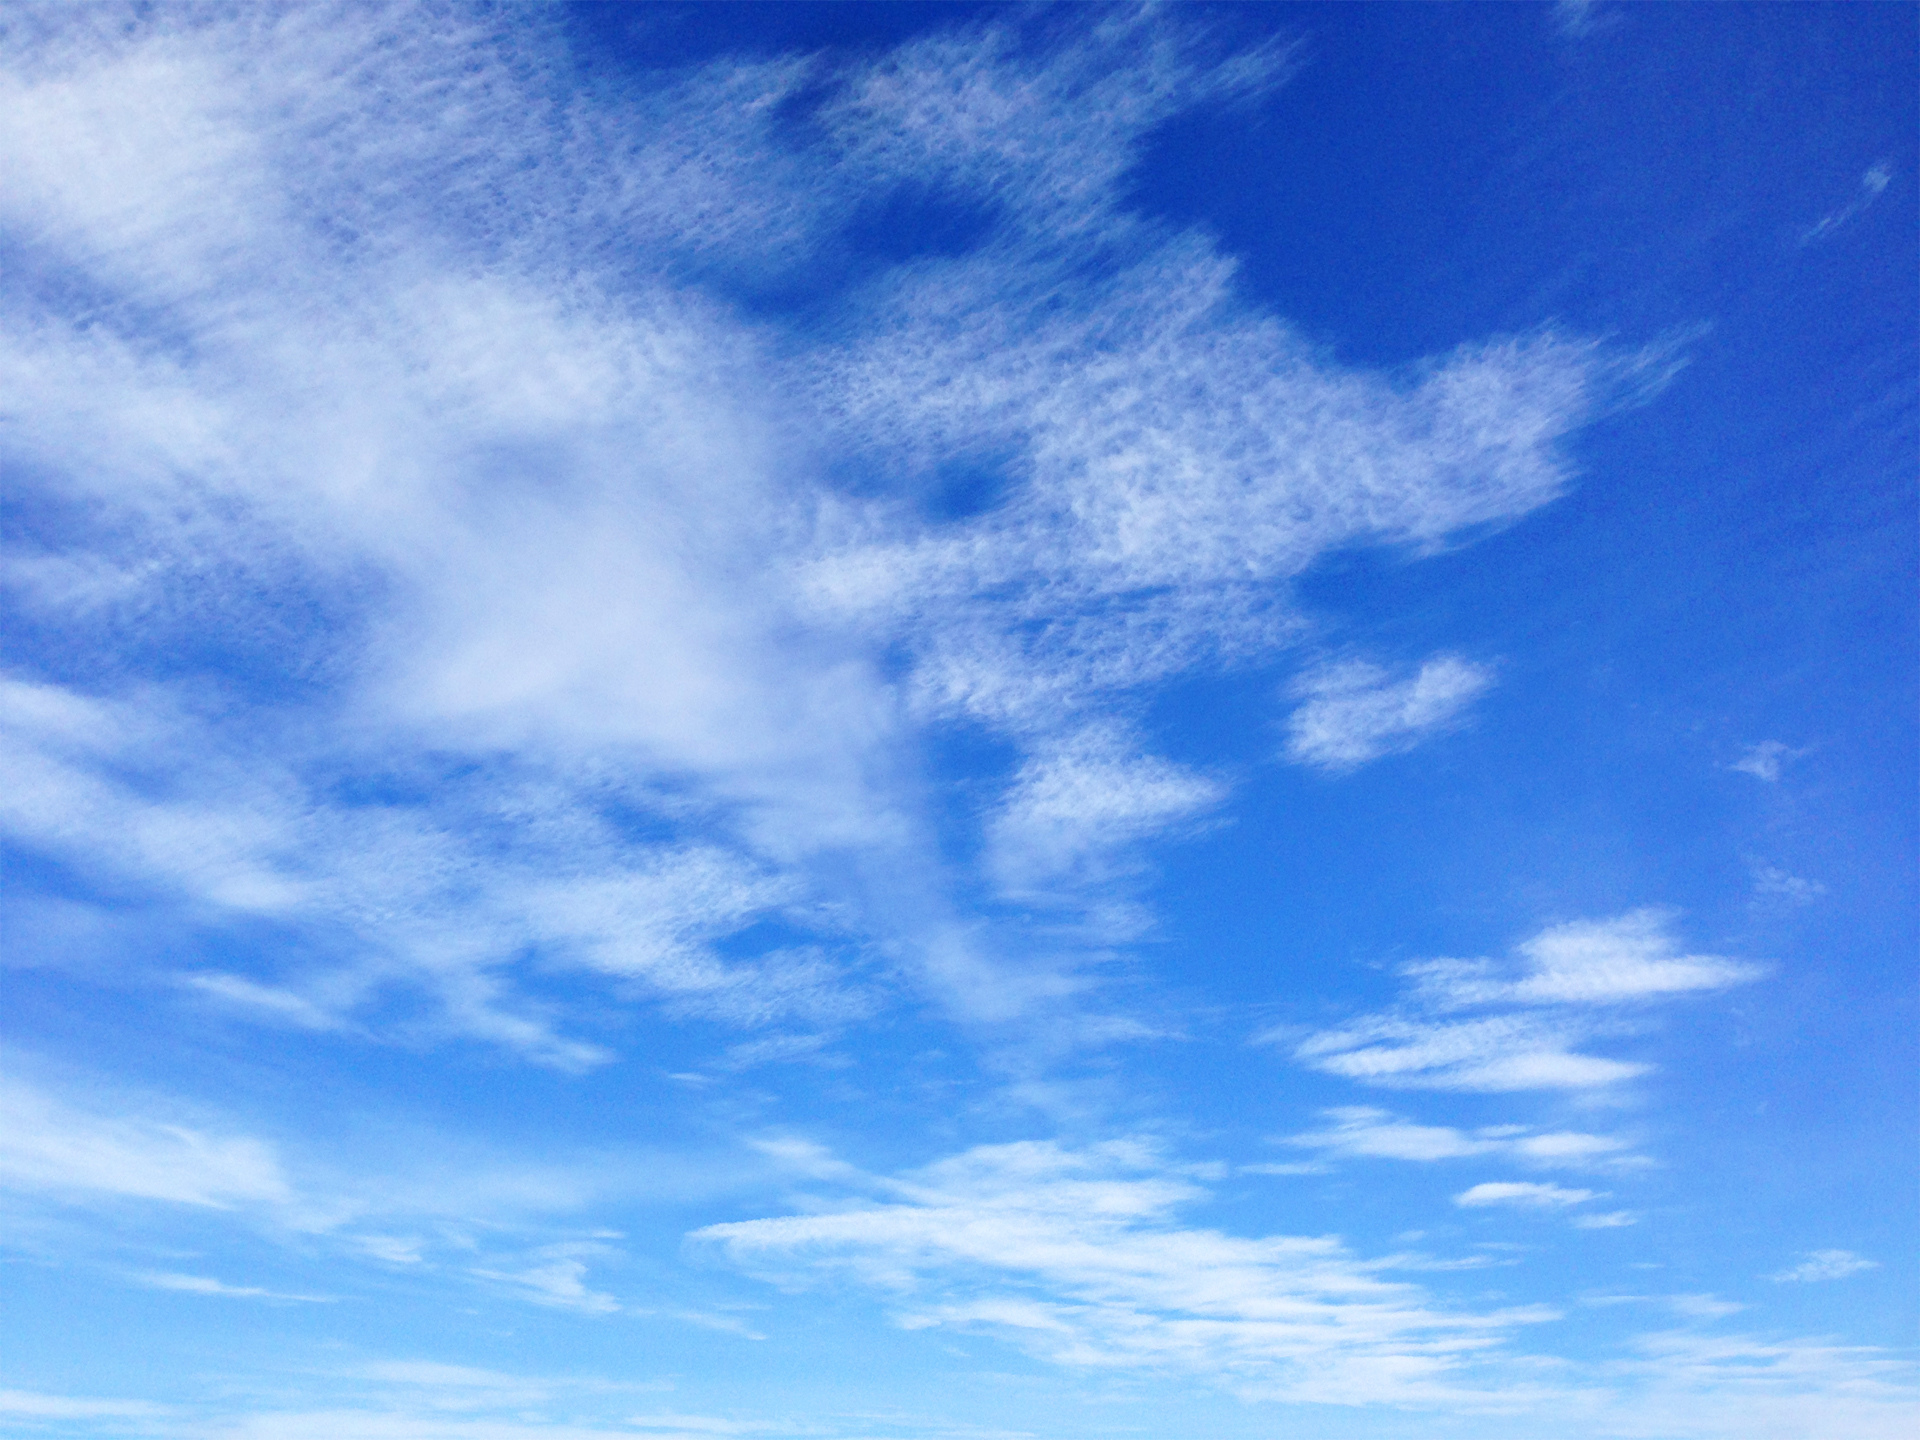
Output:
left=1572, top=1211, right=1640, bottom=1229
left=1286, top=1107, right=1632, bottom=1167
left=472, top=1244, right=622, bottom=1316
left=1290, top=1011, right=1651, bottom=1092
left=1607, top=1329, right=1920, bottom=1440
left=1406, top=910, right=1765, bottom=1009
left=1455, top=1181, right=1599, bottom=1209
left=1770, top=1249, right=1879, bottom=1283
left=985, top=724, right=1224, bottom=900
left=1283, top=656, right=1495, bottom=771
left=0, top=1070, right=290, bottom=1209
left=134, top=1271, right=328, bottom=1301
left=698, top=1137, right=1561, bottom=1405
left=1285, top=911, right=1763, bottom=1092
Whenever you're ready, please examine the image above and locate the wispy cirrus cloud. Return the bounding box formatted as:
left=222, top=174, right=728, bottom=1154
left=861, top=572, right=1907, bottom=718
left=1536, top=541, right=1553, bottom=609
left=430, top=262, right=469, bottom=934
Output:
left=132, top=1270, right=331, bottom=1302
left=1285, top=1106, right=1636, bottom=1168
left=1769, top=1249, right=1879, bottom=1283
left=697, top=1136, right=1562, bottom=1406
left=1455, top=1181, right=1600, bottom=1210
left=0, top=4, right=1654, bottom=1058
left=0, top=1068, right=291, bottom=1210
left=1283, top=656, right=1495, bottom=772
left=1277, top=910, right=1763, bottom=1092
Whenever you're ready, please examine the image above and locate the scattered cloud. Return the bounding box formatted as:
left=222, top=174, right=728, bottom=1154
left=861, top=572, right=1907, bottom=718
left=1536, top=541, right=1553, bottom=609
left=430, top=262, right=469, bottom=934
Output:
left=1283, top=656, right=1494, bottom=772
left=1573, top=1211, right=1640, bottom=1230
left=133, top=1270, right=330, bottom=1301
left=0, top=1069, right=291, bottom=1209
left=1283, top=911, right=1764, bottom=1092
left=984, top=724, right=1225, bottom=900
left=1285, top=1107, right=1634, bottom=1167
left=698, top=1137, right=1561, bottom=1405
left=1405, top=910, right=1765, bottom=1009
left=1730, top=740, right=1800, bottom=783
left=1800, top=163, right=1894, bottom=246
left=1770, top=1249, right=1879, bottom=1283
left=1455, top=1181, right=1599, bottom=1210
left=1751, top=864, right=1825, bottom=905
left=1607, top=1329, right=1920, bottom=1440
left=0, top=2, right=1649, bottom=1057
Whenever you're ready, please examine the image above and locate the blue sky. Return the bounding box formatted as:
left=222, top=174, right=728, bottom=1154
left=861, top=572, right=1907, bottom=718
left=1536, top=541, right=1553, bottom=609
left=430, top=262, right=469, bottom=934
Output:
left=0, top=3, right=1913, bottom=1437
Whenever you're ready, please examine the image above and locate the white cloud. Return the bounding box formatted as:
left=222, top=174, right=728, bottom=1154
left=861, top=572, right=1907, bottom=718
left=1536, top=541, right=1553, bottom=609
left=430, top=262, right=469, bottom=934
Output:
left=1770, top=1249, right=1879, bottom=1283
left=1730, top=740, right=1797, bottom=782
left=0, top=1069, right=291, bottom=1209
left=0, top=1390, right=164, bottom=1420
left=1406, top=910, right=1765, bottom=1009
left=1290, top=1011, right=1650, bottom=1092
left=1606, top=1329, right=1920, bottom=1440
left=471, top=1244, right=622, bottom=1316
left=0, top=5, right=1656, bottom=1055
left=1455, top=1181, right=1599, bottom=1209
left=698, top=1137, right=1562, bottom=1406
left=134, top=1271, right=329, bottom=1301
left=984, top=724, right=1224, bottom=899
left=1573, top=1211, right=1640, bottom=1230
left=1285, top=911, right=1763, bottom=1092
left=1283, top=656, right=1495, bottom=771
left=1286, top=1106, right=1632, bottom=1167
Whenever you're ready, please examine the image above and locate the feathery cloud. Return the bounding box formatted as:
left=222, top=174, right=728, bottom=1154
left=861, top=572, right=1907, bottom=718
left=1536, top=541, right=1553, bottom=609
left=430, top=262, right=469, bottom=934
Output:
left=1770, top=1250, right=1879, bottom=1283
left=1281, top=910, right=1763, bottom=1092
left=1283, top=656, right=1494, bottom=771
left=697, top=1137, right=1561, bottom=1405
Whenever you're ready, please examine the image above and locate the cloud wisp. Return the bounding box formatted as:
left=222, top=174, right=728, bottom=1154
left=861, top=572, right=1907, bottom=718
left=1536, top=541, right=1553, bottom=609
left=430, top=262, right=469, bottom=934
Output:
left=1769, top=1250, right=1879, bottom=1284
left=1283, top=656, right=1495, bottom=772
left=1279, top=910, right=1764, bottom=1092
left=697, top=1136, right=1562, bottom=1406
left=1454, top=1181, right=1599, bottom=1210
left=1285, top=1106, right=1636, bottom=1168
left=1799, top=163, right=1894, bottom=246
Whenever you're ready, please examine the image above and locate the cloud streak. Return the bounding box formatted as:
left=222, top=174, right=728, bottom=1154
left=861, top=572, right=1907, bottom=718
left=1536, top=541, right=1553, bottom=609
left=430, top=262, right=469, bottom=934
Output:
left=1281, top=910, right=1763, bottom=1092
left=1284, top=656, right=1494, bottom=771
left=697, top=1137, right=1560, bottom=1405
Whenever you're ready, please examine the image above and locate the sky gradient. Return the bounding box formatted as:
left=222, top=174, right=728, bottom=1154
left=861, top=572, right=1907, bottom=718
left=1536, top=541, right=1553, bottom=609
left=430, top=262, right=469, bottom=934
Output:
left=1, top=4, right=1915, bottom=1438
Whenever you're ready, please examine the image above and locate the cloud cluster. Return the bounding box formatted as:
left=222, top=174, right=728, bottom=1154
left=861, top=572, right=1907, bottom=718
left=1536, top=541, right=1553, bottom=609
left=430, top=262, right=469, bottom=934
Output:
left=1769, top=1250, right=1879, bottom=1284
left=1455, top=1181, right=1598, bottom=1210
left=1283, top=656, right=1494, bottom=771
left=1282, top=910, right=1763, bottom=1091
left=0, top=1068, right=290, bottom=1210
left=0, top=4, right=1640, bottom=1057
left=697, top=1137, right=1559, bottom=1406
